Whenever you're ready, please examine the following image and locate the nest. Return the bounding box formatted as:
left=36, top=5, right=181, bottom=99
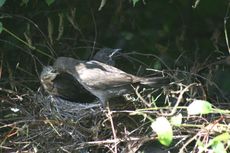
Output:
left=38, top=95, right=102, bottom=122
left=1, top=78, right=230, bottom=153
left=1, top=87, right=169, bottom=152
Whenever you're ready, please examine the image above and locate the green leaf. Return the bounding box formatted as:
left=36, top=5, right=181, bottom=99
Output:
left=210, top=133, right=230, bottom=145
left=132, top=0, right=140, bottom=7
left=45, top=0, right=55, bottom=6
left=0, top=22, right=3, bottom=33
left=212, top=142, right=226, bottom=153
left=151, top=117, right=173, bottom=146
left=170, top=113, right=182, bottom=127
left=187, top=100, right=213, bottom=115
left=0, top=0, right=6, bottom=7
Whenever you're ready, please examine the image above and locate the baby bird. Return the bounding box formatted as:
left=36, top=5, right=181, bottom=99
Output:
left=40, top=66, right=97, bottom=102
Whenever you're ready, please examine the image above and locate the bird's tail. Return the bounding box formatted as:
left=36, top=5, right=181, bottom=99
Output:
left=140, top=77, right=170, bottom=88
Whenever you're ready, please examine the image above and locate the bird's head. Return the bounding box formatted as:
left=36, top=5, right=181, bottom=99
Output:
left=93, top=48, right=122, bottom=66
left=40, top=66, right=59, bottom=83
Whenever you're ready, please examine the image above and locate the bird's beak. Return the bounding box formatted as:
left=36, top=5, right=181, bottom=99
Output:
left=43, top=71, right=59, bottom=81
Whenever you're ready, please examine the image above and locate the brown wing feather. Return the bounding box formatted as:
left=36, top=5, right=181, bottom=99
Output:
left=53, top=57, right=141, bottom=90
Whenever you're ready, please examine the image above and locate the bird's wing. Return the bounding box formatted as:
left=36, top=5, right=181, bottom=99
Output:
left=75, top=60, right=139, bottom=89
left=53, top=72, right=96, bottom=102
left=53, top=57, right=140, bottom=90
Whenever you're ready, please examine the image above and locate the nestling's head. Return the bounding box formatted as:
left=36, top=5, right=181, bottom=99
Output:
left=40, top=66, right=59, bottom=81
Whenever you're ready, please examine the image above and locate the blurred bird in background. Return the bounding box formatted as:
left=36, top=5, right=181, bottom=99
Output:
left=92, top=48, right=121, bottom=66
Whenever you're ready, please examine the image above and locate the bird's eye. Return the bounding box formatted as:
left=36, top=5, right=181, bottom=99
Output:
left=51, top=69, right=57, bottom=73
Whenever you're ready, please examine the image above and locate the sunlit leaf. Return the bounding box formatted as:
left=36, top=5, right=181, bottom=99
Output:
left=98, top=0, right=107, bottom=11
left=10, top=107, right=20, bottom=112
left=212, top=141, right=226, bottom=153
left=210, top=133, right=230, bottom=145
left=0, top=0, right=6, bottom=7
left=151, top=117, right=173, bottom=146
left=187, top=100, right=213, bottom=115
left=132, top=0, right=140, bottom=7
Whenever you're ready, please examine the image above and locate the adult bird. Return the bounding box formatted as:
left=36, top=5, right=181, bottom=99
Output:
left=40, top=48, right=121, bottom=103
left=53, top=57, right=170, bottom=106
left=40, top=66, right=97, bottom=102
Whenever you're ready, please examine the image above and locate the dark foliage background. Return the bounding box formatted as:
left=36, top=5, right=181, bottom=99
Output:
left=1, top=0, right=229, bottom=90
left=1, top=0, right=230, bottom=94
left=0, top=0, right=230, bottom=152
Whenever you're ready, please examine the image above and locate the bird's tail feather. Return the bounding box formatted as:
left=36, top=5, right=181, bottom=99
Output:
left=140, top=77, right=170, bottom=88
